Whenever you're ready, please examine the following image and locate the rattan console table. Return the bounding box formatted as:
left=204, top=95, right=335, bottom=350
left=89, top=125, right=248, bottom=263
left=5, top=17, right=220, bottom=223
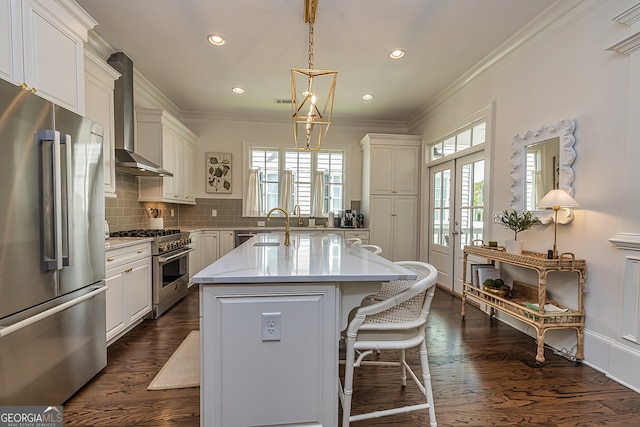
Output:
left=461, top=245, right=586, bottom=364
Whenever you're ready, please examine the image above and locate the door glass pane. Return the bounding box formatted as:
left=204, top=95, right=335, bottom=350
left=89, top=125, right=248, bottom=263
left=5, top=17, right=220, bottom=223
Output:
left=432, top=169, right=451, bottom=247
left=458, top=159, right=485, bottom=249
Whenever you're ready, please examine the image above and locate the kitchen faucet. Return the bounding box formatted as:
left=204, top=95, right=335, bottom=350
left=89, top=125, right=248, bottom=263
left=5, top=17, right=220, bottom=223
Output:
left=266, top=207, right=291, bottom=246
left=293, top=204, right=303, bottom=227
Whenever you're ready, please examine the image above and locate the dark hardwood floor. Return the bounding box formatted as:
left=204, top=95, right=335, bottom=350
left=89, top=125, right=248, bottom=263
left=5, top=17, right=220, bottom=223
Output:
left=63, top=285, right=640, bottom=426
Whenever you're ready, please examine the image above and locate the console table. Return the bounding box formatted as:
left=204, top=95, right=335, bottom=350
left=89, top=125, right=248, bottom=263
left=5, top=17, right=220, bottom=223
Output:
left=461, top=245, right=586, bottom=364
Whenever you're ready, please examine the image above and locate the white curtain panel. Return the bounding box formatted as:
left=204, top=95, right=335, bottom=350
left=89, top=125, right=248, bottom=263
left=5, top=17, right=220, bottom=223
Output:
left=243, top=168, right=261, bottom=216
left=280, top=170, right=293, bottom=214
left=310, top=170, right=325, bottom=217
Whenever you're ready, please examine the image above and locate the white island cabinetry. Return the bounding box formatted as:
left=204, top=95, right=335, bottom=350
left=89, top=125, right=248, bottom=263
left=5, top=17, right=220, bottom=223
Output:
left=194, top=233, right=415, bottom=427
left=105, top=240, right=152, bottom=345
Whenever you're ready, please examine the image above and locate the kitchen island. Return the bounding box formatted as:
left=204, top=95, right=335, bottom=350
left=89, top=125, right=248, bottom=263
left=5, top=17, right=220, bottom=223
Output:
left=193, top=232, right=415, bottom=427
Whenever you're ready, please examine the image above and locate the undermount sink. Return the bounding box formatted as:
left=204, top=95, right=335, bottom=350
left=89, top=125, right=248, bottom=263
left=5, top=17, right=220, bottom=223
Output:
left=253, top=242, right=280, bottom=247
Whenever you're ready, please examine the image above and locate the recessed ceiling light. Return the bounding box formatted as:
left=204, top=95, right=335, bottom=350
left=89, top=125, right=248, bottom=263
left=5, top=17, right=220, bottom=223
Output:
left=208, top=34, right=226, bottom=46
left=231, top=87, right=245, bottom=94
left=389, top=49, right=405, bottom=60
left=362, top=94, right=374, bottom=101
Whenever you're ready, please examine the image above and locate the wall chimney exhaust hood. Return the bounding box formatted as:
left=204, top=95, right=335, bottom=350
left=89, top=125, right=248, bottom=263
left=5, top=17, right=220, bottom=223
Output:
left=107, top=52, right=172, bottom=177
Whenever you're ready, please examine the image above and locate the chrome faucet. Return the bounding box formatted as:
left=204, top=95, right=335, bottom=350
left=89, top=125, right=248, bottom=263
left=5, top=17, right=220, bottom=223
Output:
left=293, top=204, right=303, bottom=227
left=266, top=207, right=291, bottom=246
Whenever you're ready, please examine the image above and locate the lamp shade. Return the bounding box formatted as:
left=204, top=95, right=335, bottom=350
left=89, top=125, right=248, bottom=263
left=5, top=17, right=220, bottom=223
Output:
left=538, top=189, right=580, bottom=208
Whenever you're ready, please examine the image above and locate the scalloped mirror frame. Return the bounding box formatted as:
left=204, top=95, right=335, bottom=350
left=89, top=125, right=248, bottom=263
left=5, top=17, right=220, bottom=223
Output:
left=510, top=119, right=576, bottom=224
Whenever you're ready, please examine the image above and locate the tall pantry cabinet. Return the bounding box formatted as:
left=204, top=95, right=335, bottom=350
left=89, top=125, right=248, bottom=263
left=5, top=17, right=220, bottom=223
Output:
left=360, top=133, right=422, bottom=261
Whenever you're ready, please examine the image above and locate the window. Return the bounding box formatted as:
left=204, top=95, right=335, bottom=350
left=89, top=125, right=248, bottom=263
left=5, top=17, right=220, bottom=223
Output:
left=431, top=121, right=486, bottom=161
left=250, top=147, right=345, bottom=216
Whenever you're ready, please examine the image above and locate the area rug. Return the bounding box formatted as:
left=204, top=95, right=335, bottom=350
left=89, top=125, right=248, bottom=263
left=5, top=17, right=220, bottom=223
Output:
left=147, top=330, right=200, bottom=390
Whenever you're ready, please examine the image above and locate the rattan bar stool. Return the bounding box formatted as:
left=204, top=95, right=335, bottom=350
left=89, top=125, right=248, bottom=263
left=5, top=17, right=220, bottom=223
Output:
left=338, top=261, right=438, bottom=427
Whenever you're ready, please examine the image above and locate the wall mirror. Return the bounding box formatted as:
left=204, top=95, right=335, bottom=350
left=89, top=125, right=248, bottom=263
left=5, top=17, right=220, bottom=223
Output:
left=510, top=119, right=576, bottom=223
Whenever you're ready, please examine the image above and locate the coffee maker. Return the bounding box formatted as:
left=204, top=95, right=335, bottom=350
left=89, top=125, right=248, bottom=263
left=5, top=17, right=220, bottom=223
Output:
left=341, top=210, right=356, bottom=228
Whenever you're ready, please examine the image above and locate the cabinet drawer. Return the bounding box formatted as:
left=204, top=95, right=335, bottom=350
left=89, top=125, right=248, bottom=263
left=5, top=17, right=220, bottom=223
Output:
left=106, top=243, right=151, bottom=269
left=344, top=231, right=369, bottom=240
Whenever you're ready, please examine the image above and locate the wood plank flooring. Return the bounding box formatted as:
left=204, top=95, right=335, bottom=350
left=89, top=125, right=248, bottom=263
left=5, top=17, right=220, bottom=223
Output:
left=62, top=285, right=640, bottom=426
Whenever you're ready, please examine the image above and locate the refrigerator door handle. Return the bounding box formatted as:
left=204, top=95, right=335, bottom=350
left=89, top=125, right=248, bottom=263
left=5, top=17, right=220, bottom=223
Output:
left=0, top=285, right=107, bottom=338
left=37, top=129, right=63, bottom=271
left=60, top=133, right=72, bottom=267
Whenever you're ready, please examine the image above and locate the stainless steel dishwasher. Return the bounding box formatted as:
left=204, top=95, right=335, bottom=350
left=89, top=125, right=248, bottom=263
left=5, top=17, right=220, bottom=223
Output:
left=234, top=230, right=271, bottom=247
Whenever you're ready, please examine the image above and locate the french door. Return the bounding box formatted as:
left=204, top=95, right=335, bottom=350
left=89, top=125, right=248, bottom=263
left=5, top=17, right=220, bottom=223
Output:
left=428, top=151, right=485, bottom=294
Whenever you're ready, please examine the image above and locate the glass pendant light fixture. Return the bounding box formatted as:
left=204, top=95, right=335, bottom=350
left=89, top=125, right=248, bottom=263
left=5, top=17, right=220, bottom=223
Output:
left=291, top=0, right=337, bottom=151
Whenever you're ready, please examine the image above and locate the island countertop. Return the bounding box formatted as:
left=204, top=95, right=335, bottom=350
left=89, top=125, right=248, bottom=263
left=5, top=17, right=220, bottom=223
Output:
left=193, top=232, right=415, bottom=284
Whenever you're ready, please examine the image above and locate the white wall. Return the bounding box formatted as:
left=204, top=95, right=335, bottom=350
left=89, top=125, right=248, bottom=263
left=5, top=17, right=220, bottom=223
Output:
left=180, top=118, right=407, bottom=203
left=410, top=0, right=640, bottom=389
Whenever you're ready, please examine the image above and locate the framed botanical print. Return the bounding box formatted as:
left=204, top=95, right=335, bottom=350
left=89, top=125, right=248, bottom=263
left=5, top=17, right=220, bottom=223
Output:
left=206, top=152, right=232, bottom=193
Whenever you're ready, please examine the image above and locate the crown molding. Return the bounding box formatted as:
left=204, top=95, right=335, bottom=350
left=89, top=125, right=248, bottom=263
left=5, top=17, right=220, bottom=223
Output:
left=613, top=3, right=640, bottom=26
left=407, top=0, right=591, bottom=129
left=608, top=32, right=640, bottom=55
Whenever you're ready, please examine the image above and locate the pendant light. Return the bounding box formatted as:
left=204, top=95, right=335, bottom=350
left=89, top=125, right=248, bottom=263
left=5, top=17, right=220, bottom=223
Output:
left=291, top=0, right=337, bottom=151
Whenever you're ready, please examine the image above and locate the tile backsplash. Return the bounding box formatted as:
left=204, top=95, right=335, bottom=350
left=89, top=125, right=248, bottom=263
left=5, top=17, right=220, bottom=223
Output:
left=105, top=172, right=361, bottom=231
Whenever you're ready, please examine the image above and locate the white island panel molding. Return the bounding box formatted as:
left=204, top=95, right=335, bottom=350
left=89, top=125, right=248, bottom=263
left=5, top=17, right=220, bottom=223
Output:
left=194, top=232, right=416, bottom=427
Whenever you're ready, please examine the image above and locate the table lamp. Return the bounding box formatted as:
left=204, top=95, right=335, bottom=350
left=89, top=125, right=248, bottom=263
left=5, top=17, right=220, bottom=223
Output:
left=538, top=189, right=580, bottom=259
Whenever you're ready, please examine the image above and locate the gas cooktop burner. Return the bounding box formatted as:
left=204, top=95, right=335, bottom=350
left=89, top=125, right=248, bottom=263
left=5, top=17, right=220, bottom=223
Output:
left=110, top=229, right=181, bottom=238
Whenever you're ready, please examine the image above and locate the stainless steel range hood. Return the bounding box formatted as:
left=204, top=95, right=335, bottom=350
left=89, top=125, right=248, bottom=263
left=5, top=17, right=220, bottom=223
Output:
left=107, top=52, right=172, bottom=177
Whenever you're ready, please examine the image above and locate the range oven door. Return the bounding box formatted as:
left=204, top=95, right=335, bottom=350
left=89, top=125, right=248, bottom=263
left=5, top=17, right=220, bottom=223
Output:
left=153, top=247, right=194, bottom=318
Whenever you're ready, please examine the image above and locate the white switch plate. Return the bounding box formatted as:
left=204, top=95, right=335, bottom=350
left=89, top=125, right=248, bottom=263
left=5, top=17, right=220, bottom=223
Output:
left=211, top=209, right=217, bottom=217
left=257, top=221, right=265, bottom=227
left=170, top=209, right=175, bottom=217
left=261, top=312, right=281, bottom=341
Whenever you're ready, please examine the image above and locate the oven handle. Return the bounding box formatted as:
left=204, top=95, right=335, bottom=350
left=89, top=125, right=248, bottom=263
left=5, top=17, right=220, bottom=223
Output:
left=157, top=247, right=194, bottom=264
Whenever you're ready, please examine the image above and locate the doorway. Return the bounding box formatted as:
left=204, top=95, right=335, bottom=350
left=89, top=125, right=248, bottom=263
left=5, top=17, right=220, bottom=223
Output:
left=428, top=151, right=485, bottom=294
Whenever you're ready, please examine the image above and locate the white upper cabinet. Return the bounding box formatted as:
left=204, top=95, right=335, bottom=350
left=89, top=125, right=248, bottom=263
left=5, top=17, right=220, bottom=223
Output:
left=361, top=134, right=421, bottom=196
left=0, top=0, right=97, bottom=113
left=137, top=108, right=198, bottom=205
left=84, top=48, right=120, bottom=198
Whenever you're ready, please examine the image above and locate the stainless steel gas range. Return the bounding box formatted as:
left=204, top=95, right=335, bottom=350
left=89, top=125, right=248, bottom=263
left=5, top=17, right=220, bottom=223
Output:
left=110, top=229, right=193, bottom=318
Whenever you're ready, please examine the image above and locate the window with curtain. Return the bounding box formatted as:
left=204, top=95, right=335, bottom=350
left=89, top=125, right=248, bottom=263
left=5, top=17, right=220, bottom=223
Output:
left=249, top=147, right=345, bottom=216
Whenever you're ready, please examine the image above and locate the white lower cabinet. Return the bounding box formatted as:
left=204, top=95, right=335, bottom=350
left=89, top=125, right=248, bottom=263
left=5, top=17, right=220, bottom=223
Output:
left=105, top=242, right=152, bottom=345
left=200, top=231, right=219, bottom=271
left=219, top=231, right=235, bottom=258
left=188, top=230, right=200, bottom=285
left=368, top=195, right=418, bottom=261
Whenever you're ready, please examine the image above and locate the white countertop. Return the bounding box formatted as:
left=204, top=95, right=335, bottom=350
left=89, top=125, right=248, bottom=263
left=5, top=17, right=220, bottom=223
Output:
left=193, top=232, right=415, bottom=284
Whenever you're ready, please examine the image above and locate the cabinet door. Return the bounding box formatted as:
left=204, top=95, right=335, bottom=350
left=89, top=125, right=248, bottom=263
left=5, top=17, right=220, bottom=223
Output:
left=369, top=145, right=395, bottom=194
left=219, top=231, right=235, bottom=258
left=394, top=146, right=419, bottom=195
left=161, top=126, right=176, bottom=200
left=200, top=232, right=219, bottom=269
left=105, top=269, right=126, bottom=343
left=0, top=0, right=20, bottom=83
left=124, top=257, right=152, bottom=323
left=183, top=140, right=196, bottom=203
left=85, top=50, right=119, bottom=198
left=392, top=196, right=418, bottom=261
left=21, top=0, right=85, bottom=112
left=368, top=196, right=394, bottom=260
left=189, top=231, right=200, bottom=281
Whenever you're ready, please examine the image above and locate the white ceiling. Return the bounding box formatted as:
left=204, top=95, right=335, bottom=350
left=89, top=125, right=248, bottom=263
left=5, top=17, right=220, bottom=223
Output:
left=76, top=0, right=556, bottom=125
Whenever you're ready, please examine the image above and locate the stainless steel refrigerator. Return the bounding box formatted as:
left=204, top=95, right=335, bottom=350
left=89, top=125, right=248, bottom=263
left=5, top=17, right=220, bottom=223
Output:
left=0, top=78, right=107, bottom=405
